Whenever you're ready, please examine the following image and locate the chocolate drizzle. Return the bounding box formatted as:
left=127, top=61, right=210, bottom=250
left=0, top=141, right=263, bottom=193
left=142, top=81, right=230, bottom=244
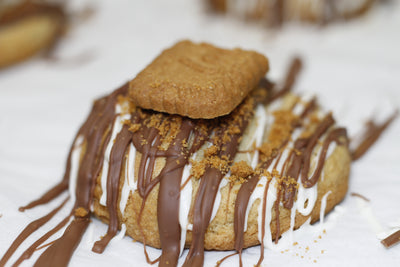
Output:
left=182, top=98, right=255, bottom=267
left=92, top=124, right=133, bottom=253
left=381, top=230, right=400, bottom=248
left=350, top=110, right=398, bottom=161
left=3, top=57, right=393, bottom=267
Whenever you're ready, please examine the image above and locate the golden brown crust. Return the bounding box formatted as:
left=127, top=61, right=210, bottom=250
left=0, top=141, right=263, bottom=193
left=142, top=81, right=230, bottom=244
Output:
left=128, top=40, right=269, bottom=119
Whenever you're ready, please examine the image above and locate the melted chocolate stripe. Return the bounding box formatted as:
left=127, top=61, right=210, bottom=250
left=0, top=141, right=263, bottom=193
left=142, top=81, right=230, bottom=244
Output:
left=135, top=127, right=163, bottom=198
left=381, top=230, right=400, bottom=248
left=233, top=156, right=275, bottom=258
left=300, top=114, right=335, bottom=187
left=18, top=180, right=68, bottom=212
left=0, top=197, right=69, bottom=266
left=256, top=179, right=272, bottom=267
left=268, top=57, right=302, bottom=103
left=92, top=124, right=133, bottom=253
left=351, top=111, right=398, bottom=161
left=158, top=119, right=195, bottom=267
left=282, top=139, right=307, bottom=209
left=31, top=84, right=127, bottom=267
left=13, top=213, right=72, bottom=266
left=18, top=96, right=104, bottom=211
left=302, top=127, right=347, bottom=188
left=183, top=110, right=252, bottom=267
left=233, top=175, right=259, bottom=252
left=33, top=217, right=90, bottom=267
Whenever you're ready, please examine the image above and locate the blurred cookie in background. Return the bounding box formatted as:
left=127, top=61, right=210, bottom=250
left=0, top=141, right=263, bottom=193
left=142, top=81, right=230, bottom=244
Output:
left=208, top=0, right=386, bottom=27
left=0, top=0, right=67, bottom=69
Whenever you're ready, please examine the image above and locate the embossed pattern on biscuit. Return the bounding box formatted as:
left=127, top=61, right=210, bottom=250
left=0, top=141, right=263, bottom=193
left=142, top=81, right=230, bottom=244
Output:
left=129, top=40, right=269, bottom=119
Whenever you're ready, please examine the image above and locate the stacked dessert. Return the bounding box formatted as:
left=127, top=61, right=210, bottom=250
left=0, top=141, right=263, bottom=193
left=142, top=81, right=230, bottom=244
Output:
left=1, top=41, right=352, bottom=267
left=208, top=0, right=380, bottom=26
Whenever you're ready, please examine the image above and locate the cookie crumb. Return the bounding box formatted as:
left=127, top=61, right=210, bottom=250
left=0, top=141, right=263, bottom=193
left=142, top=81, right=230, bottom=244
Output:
left=74, top=207, right=88, bottom=217
left=230, top=160, right=253, bottom=178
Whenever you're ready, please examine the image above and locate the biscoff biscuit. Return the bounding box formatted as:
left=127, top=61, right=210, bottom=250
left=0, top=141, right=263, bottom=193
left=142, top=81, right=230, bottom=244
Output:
left=129, top=40, right=269, bottom=119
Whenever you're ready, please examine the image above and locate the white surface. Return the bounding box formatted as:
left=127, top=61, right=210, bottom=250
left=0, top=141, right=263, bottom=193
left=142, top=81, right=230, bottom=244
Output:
left=1, top=0, right=400, bottom=266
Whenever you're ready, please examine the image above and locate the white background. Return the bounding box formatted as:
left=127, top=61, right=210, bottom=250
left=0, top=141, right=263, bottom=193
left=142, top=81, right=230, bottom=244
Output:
left=0, top=0, right=399, bottom=266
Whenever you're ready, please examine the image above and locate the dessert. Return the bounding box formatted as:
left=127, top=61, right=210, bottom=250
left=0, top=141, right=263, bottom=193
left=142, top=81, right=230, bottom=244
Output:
left=1, top=41, right=394, bottom=267
left=208, top=0, right=381, bottom=26
left=0, top=0, right=66, bottom=68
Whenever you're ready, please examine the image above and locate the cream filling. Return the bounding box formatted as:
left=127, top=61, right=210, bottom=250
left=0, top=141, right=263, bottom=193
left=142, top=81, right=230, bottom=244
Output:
left=179, top=155, right=195, bottom=256
left=249, top=104, right=268, bottom=169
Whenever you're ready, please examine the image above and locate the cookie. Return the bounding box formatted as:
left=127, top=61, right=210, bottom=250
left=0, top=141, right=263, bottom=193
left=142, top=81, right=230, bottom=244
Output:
left=129, top=40, right=269, bottom=119
left=91, top=91, right=350, bottom=256
left=0, top=1, right=66, bottom=68
left=208, top=0, right=378, bottom=26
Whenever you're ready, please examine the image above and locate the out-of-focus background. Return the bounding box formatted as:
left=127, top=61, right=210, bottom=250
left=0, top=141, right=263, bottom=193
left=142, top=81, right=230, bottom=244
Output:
left=0, top=0, right=399, bottom=266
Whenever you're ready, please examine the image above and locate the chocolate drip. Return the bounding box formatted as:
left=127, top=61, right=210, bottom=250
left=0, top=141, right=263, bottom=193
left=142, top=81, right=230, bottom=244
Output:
left=92, top=124, right=133, bottom=253
left=34, top=217, right=90, bottom=267
left=19, top=87, right=119, bottom=212
left=233, top=157, right=276, bottom=263
left=300, top=114, right=335, bottom=187
left=233, top=175, right=260, bottom=252
left=0, top=197, right=69, bottom=266
left=302, top=127, right=347, bottom=187
left=133, top=126, right=164, bottom=199
left=351, top=111, right=398, bottom=161
left=33, top=85, right=126, bottom=266
left=381, top=230, right=400, bottom=248
left=157, top=120, right=195, bottom=267
left=281, top=138, right=307, bottom=209
left=268, top=57, right=302, bottom=103
left=183, top=104, right=253, bottom=267
left=18, top=179, right=68, bottom=211
left=256, top=179, right=272, bottom=266
left=13, top=212, right=72, bottom=266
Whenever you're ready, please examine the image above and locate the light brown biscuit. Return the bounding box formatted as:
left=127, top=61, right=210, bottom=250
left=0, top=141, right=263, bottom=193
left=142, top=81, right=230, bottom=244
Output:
left=0, top=2, right=65, bottom=68
left=129, top=40, right=269, bottom=119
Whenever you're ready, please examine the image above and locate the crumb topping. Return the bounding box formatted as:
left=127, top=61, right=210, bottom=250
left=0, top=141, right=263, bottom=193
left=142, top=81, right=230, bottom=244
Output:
left=74, top=207, right=88, bottom=218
